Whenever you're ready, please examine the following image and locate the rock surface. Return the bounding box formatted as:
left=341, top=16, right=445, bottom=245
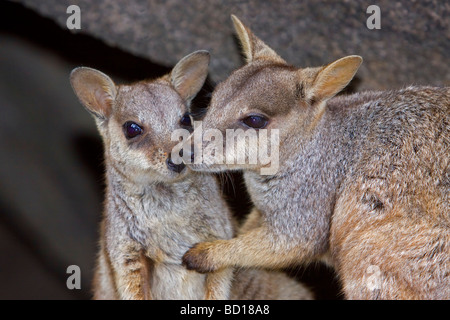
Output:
left=14, top=0, right=449, bottom=90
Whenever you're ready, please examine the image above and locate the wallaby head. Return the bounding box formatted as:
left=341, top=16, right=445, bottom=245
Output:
left=188, top=16, right=362, bottom=174
left=70, top=51, right=210, bottom=184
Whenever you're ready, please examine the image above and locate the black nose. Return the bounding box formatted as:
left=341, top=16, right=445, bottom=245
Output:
left=166, top=157, right=186, bottom=173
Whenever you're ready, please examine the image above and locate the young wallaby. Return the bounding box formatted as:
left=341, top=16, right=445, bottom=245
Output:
left=182, top=16, right=450, bottom=299
left=70, top=51, right=313, bottom=300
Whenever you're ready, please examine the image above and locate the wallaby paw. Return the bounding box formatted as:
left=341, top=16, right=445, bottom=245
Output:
left=182, top=242, right=219, bottom=274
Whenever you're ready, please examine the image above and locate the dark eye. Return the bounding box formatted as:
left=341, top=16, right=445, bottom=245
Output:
left=242, top=115, right=268, bottom=129
left=180, top=113, right=192, bottom=127
left=123, top=121, right=143, bottom=139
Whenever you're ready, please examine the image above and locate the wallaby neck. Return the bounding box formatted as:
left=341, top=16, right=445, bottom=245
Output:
left=104, top=163, right=194, bottom=211
left=244, top=97, right=362, bottom=228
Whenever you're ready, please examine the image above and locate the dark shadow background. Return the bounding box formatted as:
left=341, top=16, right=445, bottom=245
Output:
left=1, top=1, right=447, bottom=300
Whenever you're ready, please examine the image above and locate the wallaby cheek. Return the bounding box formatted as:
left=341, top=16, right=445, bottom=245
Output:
left=107, top=140, right=127, bottom=166
left=142, top=147, right=167, bottom=171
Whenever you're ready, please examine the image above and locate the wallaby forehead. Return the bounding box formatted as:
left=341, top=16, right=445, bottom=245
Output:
left=213, top=63, right=298, bottom=115
left=115, top=81, right=184, bottom=124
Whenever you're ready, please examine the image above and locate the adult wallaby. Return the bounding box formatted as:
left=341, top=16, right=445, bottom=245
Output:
left=182, top=16, right=450, bottom=300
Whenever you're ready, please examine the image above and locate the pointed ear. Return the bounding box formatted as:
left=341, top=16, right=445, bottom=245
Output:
left=170, top=50, right=210, bottom=104
left=231, top=14, right=285, bottom=64
left=305, top=55, right=362, bottom=103
left=70, top=67, right=116, bottom=120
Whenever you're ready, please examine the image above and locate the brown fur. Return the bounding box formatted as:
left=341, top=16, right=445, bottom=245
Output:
left=70, top=51, right=313, bottom=300
left=182, top=16, right=450, bottom=299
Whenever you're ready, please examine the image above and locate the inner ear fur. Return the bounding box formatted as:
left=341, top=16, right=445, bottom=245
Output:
left=302, top=55, right=363, bottom=104
left=231, top=14, right=285, bottom=64
left=70, top=67, right=116, bottom=120
left=170, top=50, right=210, bottom=105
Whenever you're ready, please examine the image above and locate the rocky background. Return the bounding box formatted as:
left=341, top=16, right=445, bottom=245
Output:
left=0, top=0, right=448, bottom=299
left=15, top=0, right=450, bottom=89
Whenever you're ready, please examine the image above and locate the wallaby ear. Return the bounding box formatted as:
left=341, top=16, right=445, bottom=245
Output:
left=70, top=67, right=116, bottom=120
left=170, top=50, right=210, bottom=104
left=305, top=55, right=362, bottom=103
left=231, top=14, right=285, bottom=64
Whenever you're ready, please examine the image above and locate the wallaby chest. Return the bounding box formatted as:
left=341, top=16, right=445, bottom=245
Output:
left=113, top=176, right=233, bottom=263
